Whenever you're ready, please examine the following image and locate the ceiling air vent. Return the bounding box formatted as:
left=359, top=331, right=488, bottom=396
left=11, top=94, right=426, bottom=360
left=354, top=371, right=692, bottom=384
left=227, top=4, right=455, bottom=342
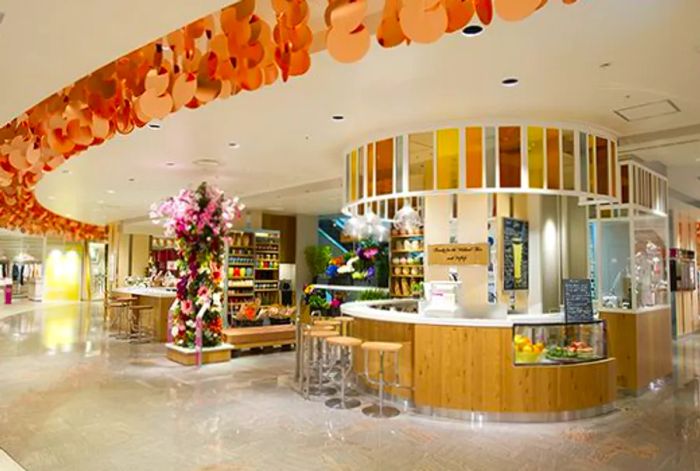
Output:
left=614, top=99, right=680, bottom=122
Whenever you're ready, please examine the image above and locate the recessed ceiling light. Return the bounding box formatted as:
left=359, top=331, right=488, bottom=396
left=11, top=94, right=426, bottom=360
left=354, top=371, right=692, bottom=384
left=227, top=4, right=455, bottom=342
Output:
left=48, top=196, right=56, bottom=201
left=106, top=189, right=116, bottom=194
left=165, top=162, right=176, bottom=167
left=461, top=25, right=484, bottom=37
left=193, top=158, right=221, bottom=168
left=599, top=62, right=612, bottom=69
left=128, top=178, right=135, bottom=182
left=331, top=115, right=345, bottom=122
left=228, top=142, right=240, bottom=149
left=61, top=169, right=71, bottom=175
left=501, top=77, right=520, bottom=87
left=147, top=122, right=161, bottom=130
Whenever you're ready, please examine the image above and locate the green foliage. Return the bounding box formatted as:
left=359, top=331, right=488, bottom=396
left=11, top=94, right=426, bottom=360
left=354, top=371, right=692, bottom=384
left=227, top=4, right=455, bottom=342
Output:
left=304, top=245, right=332, bottom=277
left=357, top=289, right=391, bottom=301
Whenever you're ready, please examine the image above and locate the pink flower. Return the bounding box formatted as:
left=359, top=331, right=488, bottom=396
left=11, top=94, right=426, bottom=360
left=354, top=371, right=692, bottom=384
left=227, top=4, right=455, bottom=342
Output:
left=197, top=286, right=210, bottom=299
left=181, top=300, right=194, bottom=315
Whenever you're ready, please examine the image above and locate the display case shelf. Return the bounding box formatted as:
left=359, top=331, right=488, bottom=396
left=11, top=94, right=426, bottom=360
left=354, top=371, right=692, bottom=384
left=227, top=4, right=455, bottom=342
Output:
left=512, top=320, right=607, bottom=366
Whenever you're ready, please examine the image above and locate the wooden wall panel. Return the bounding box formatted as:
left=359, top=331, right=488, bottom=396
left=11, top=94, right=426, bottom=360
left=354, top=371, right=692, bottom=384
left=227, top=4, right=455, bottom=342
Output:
left=600, top=307, right=672, bottom=391
left=262, top=214, right=297, bottom=263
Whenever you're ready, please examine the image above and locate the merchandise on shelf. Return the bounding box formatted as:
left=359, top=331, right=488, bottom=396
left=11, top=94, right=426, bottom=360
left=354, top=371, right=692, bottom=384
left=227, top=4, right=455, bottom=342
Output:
left=389, top=229, right=424, bottom=297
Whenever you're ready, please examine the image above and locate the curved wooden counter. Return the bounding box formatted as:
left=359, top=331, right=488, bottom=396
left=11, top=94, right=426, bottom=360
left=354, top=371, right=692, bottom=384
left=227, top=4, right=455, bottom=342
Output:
left=344, top=301, right=617, bottom=421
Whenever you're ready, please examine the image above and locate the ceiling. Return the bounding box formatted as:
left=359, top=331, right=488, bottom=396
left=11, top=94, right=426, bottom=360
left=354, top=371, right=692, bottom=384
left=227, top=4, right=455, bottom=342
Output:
left=3, top=0, right=699, bottom=225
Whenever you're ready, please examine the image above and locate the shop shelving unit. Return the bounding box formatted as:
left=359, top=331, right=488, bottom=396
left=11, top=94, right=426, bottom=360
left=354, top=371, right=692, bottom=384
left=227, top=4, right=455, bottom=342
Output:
left=389, top=230, right=424, bottom=297
left=254, top=230, right=281, bottom=307
left=223, top=229, right=281, bottom=326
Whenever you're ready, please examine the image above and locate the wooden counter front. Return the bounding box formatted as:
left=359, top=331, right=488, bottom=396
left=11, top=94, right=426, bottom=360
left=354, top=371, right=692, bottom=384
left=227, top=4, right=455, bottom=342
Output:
left=350, top=317, right=616, bottom=417
left=599, top=306, right=672, bottom=392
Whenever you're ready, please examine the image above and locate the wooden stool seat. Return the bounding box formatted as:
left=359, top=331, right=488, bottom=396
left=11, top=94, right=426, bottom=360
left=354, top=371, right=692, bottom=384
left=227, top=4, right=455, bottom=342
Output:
left=130, top=305, right=153, bottom=312
left=336, top=316, right=354, bottom=322
left=361, top=341, right=403, bottom=353
left=327, top=336, right=362, bottom=347
left=308, top=330, right=340, bottom=339
left=314, top=319, right=341, bottom=327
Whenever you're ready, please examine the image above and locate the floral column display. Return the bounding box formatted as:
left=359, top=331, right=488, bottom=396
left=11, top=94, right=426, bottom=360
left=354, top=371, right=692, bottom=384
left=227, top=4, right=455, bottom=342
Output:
left=151, top=182, right=243, bottom=348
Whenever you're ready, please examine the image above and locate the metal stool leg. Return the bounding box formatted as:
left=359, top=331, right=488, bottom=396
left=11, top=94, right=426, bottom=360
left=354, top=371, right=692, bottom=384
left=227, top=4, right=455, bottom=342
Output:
left=362, top=350, right=400, bottom=418
left=325, top=344, right=361, bottom=409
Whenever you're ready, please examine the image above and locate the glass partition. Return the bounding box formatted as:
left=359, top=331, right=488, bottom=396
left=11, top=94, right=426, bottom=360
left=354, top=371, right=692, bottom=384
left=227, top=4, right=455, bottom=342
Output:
left=634, top=211, right=669, bottom=308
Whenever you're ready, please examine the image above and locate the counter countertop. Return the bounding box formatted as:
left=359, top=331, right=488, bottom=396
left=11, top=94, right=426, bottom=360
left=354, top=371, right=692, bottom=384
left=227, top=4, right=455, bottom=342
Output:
left=341, top=300, right=566, bottom=328
left=113, top=287, right=177, bottom=298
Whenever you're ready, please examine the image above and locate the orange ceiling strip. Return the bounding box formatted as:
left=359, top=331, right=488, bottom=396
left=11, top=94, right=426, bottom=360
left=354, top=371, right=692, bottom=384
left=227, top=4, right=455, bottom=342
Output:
left=0, top=0, right=577, bottom=240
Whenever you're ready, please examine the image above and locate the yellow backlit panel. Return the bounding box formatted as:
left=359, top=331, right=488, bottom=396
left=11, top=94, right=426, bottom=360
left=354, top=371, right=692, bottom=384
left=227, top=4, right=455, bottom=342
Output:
left=436, top=128, right=459, bottom=190
left=409, top=132, right=434, bottom=191
left=466, top=127, right=483, bottom=188
left=527, top=127, right=544, bottom=189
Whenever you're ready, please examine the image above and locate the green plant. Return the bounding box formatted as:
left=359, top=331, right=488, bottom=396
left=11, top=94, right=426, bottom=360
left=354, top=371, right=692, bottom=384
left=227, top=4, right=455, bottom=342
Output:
left=304, top=245, right=332, bottom=278
left=358, top=289, right=391, bottom=301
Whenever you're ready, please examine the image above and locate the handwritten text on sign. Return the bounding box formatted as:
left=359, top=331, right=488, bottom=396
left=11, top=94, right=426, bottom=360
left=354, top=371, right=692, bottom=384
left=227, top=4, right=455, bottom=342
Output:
left=428, top=243, right=489, bottom=266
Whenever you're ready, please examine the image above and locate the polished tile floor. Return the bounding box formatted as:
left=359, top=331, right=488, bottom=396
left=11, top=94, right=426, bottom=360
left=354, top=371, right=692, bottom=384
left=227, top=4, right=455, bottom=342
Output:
left=0, top=302, right=699, bottom=471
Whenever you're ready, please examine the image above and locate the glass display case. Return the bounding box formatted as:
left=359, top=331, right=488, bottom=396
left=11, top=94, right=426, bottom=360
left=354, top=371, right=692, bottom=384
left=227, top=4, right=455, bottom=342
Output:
left=512, top=320, right=607, bottom=365
left=590, top=161, right=670, bottom=311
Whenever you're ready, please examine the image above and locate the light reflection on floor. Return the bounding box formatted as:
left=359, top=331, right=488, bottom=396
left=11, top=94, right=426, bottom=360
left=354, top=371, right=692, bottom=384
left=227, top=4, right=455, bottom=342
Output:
left=0, top=303, right=699, bottom=470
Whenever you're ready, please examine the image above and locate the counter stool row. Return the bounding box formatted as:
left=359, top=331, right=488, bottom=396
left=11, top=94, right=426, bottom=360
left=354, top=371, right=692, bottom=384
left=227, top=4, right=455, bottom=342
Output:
left=106, top=295, right=155, bottom=343
left=300, top=316, right=403, bottom=419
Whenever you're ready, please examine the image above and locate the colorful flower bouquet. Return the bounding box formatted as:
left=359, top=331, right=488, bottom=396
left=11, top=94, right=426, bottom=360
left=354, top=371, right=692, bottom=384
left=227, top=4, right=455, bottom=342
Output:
left=150, top=182, right=243, bottom=348
left=324, top=239, right=384, bottom=284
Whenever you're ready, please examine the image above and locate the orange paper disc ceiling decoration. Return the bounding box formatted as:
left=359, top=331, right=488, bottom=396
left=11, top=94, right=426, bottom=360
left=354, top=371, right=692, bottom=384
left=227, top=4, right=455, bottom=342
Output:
left=0, top=0, right=579, bottom=240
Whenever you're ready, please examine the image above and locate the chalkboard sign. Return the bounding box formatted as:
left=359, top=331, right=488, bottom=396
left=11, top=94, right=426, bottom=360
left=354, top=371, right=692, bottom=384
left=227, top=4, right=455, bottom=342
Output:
left=564, top=279, right=594, bottom=323
left=503, top=218, right=528, bottom=290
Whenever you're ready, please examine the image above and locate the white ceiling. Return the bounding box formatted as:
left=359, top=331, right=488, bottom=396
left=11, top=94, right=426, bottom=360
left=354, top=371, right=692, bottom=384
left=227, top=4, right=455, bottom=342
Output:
left=3, top=0, right=700, bottom=225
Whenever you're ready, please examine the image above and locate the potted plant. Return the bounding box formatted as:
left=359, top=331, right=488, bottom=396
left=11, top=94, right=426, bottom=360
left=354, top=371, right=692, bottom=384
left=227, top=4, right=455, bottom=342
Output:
left=304, top=245, right=332, bottom=283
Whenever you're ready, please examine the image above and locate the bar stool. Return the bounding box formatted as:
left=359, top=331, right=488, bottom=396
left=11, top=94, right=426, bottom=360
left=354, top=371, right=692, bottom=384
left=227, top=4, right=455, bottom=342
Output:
left=313, top=319, right=341, bottom=332
left=335, top=316, right=354, bottom=336
left=304, top=329, right=339, bottom=398
left=128, top=305, right=154, bottom=343
left=108, top=298, right=133, bottom=339
left=361, top=341, right=403, bottom=418
left=325, top=336, right=362, bottom=410
left=297, top=323, right=335, bottom=388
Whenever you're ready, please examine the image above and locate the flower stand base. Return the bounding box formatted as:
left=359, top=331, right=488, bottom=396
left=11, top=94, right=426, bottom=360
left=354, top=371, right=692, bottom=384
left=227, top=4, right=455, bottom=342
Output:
left=165, top=343, right=233, bottom=366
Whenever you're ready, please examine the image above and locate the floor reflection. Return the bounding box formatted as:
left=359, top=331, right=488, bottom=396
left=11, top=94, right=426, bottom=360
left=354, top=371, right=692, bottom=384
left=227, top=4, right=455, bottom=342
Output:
left=0, top=303, right=699, bottom=471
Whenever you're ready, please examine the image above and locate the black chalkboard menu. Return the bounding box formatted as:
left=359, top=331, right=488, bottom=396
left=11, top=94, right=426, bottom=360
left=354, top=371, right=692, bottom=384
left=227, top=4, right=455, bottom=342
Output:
left=564, top=279, right=594, bottom=323
left=503, top=218, right=528, bottom=290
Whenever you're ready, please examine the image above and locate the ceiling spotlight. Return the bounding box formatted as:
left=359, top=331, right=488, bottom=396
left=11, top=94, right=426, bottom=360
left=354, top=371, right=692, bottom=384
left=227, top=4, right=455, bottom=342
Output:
left=48, top=196, right=56, bottom=201
left=331, top=115, right=345, bottom=122
left=61, top=169, right=72, bottom=175
left=599, top=62, right=612, bottom=69
left=461, top=25, right=484, bottom=37
left=106, top=189, right=116, bottom=195
left=165, top=162, right=176, bottom=167
left=128, top=178, right=135, bottom=182
left=228, top=142, right=240, bottom=149
left=501, top=77, right=520, bottom=87
left=147, top=122, right=161, bottom=130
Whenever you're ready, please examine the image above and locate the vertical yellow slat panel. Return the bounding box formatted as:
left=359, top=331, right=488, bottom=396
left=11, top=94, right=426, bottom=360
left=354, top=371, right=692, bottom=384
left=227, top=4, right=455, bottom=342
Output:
left=546, top=128, right=560, bottom=189
left=499, top=126, right=521, bottom=188
left=466, top=127, right=483, bottom=189
left=436, top=128, right=459, bottom=190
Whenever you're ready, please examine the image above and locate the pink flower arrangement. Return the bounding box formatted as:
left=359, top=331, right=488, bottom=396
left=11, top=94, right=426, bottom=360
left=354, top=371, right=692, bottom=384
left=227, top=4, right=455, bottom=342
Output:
left=151, top=182, right=243, bottom=348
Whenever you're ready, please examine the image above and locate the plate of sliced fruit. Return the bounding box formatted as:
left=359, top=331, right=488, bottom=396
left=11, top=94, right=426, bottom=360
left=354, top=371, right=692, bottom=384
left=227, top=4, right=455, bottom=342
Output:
left=546, top=341, right=596, bottom=363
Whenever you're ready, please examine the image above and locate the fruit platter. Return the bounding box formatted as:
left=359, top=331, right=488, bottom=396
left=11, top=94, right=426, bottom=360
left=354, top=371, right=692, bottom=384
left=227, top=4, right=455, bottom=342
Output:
left=513, top=334, right=545, bottom=363
left=545, top=341, right=598, bottom=363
